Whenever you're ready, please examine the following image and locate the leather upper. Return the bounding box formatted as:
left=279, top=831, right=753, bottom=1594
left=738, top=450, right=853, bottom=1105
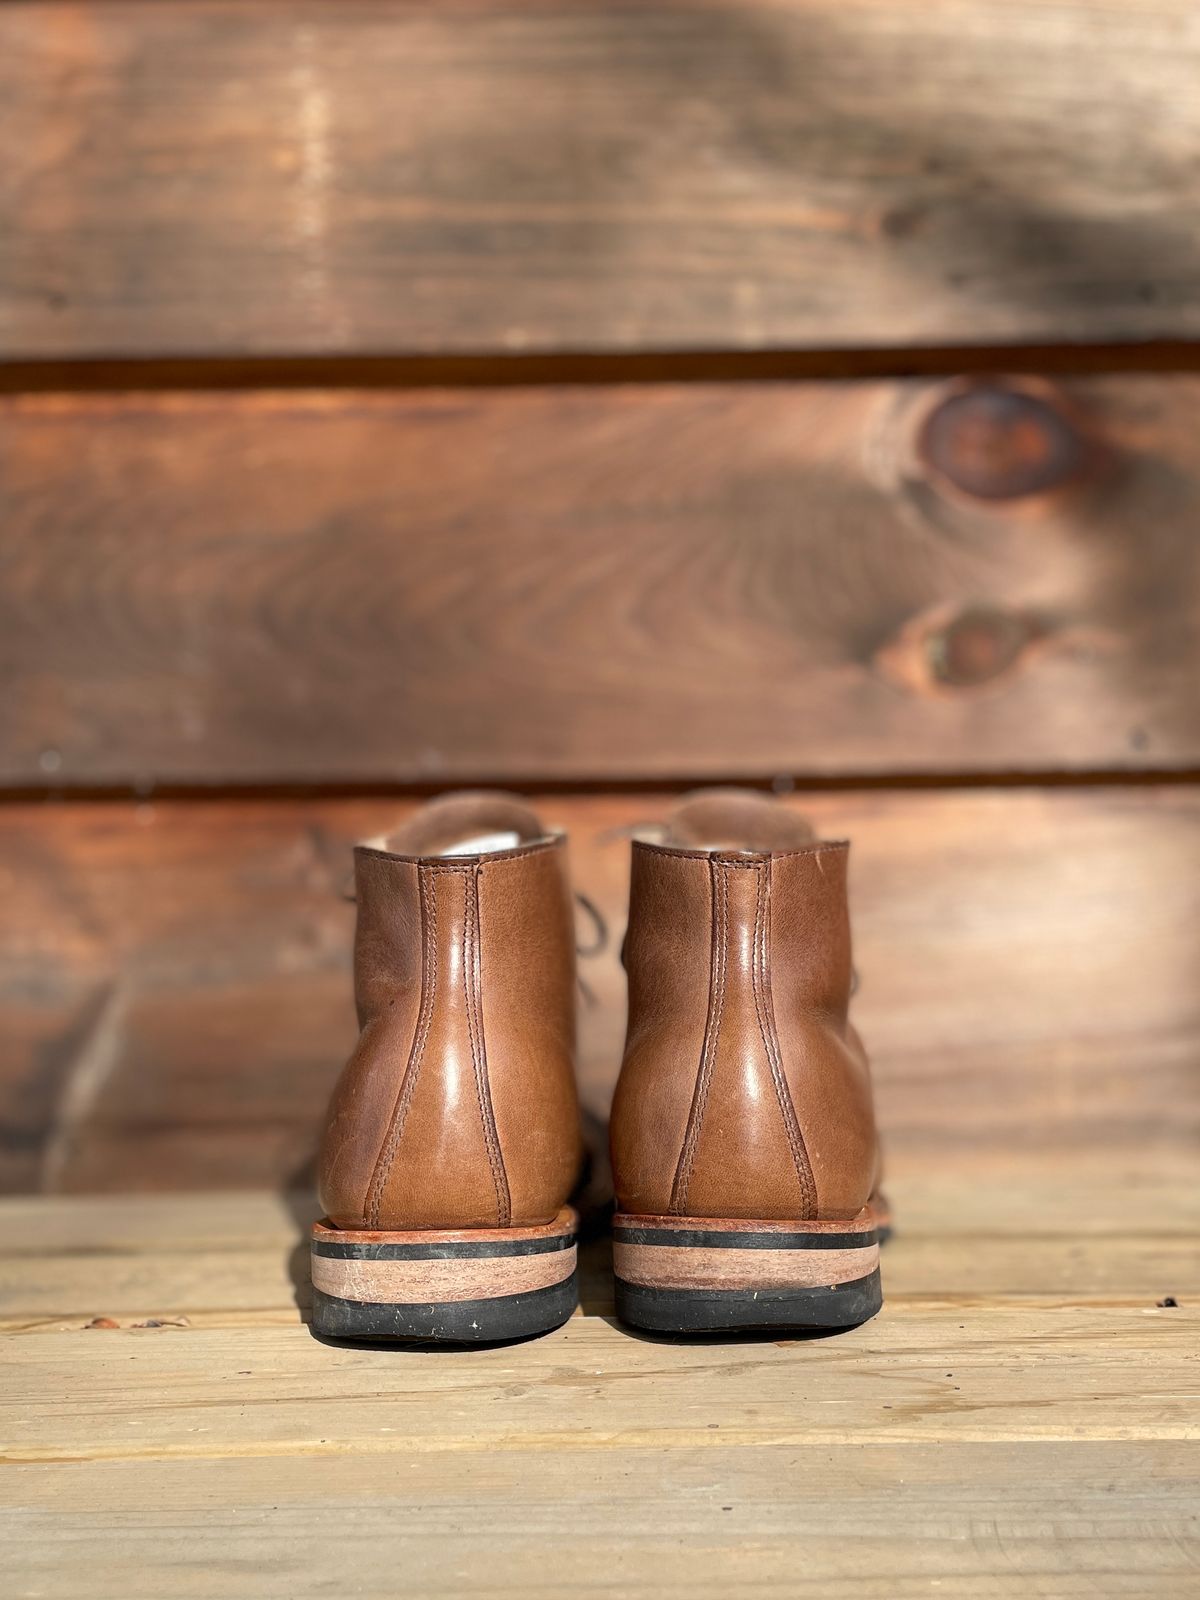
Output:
left=610, top=790, right=879, bottom=1222
left=318, top=793, right=583, bottom=1231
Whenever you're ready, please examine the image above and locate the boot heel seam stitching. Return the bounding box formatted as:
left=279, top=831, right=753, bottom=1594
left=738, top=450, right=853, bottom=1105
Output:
left=366, top=863, right=438, bottom=1229
left=751, top=861, right=818, bottom=1219
left=670, top=857, right=728, bottom=1213
left=465, top=863, right=511, bottom=1227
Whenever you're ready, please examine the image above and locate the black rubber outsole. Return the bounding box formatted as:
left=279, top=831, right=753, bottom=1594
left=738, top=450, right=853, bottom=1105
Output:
left=311, top=1274, right=578, bottom=1344
left=614, top=1268, right=883, bottom=1334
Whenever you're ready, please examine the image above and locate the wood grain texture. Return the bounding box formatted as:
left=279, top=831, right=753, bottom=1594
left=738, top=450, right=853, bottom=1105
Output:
left=5, top=1163, right=1196, bottom=1327
left=1, top=1178, right=1197, bottom=1597
left=5, top=1445, right=1199, bottom=1599
left=3, top=1, right=1199, bottom=361
left=1, top=788, right=1197, bottom=1194
left=5, top=377, right=1200, bottom=785
left=3, top=1297, right=1196, bottom=1453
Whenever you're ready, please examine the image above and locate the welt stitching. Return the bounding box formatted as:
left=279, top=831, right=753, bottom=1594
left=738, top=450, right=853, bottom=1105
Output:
left=670, top=857, right=728, bottom=1214
left=464, top=864, right=511, bottom=1227
left=751, top=861, right=818, bottom=1219
left=366, top=865, right=437, bottom=1228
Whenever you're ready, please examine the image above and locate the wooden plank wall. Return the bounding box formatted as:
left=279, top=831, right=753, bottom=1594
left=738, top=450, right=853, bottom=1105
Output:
left=4, top=378, right=1200, bottom=785
left=1, top=0, right=1198, bottom=1192
left=5, top=1, right=1200, bottom=360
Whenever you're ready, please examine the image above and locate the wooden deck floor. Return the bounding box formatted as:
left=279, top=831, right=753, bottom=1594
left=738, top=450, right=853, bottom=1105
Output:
left=2, top=1157, right=1197, bottom=1598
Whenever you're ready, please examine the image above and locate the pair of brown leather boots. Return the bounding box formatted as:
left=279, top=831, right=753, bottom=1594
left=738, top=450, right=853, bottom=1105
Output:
left=312, top=789, right=884, bottom=1343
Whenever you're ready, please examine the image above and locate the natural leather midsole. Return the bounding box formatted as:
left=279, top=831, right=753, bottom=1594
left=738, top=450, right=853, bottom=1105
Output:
left=613, top=1241, right=878, bottom=1290
left=311, top=1207, right=578, bottom=1305
left=311, top=1246, right=576, bottom=1304
left=612, top=1210, right=879, bottom=1291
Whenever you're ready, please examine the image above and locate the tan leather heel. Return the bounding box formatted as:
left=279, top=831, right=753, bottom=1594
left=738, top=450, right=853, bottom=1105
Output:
left=311, top=1207, right=578, bottom=1342
left=612, top=1208, right=882, bottom=1333
left=609, top=790, right=887, bottom=1338
left=313, top=793, right=585, bottom=1345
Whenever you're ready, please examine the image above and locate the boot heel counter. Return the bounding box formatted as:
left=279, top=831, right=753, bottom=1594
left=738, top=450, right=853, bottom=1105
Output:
left=317, top=1014, right=405, bottom=1229
left=324, top=842, right=583, bottom=1234
left=317, top=851, right=425, bottom=1228
left=477, top=842, right=584, bottom=1225
left=770, top=846, right=878, bottom=1220
left=365, top=861, right=511, bottom=1230
left=613, top=841, right=878, bottom=1225
left=669, top=856, right=818, bottom=1221
left=778, top=1021, right=878, bottom=1219
left=610, top=845, right=716, bottom=1216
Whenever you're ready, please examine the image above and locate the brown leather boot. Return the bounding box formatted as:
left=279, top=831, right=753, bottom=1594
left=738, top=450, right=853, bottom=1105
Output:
left=312, top=793, right=584, bottom=1342
left=610, top=790, right=884, bottom=1334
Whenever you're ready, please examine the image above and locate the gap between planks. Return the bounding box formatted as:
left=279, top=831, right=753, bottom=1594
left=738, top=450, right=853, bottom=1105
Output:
left=7, top=342, right=1200, bottom=396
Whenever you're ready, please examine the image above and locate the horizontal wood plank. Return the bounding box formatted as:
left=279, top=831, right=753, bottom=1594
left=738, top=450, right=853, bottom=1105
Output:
left=4, top=1163, right=1198, bottom=1329
left=3, top=2, right=1199, bottom=361
left=1, top=787, right=1197, bottom=1193
left=4, top=1305, right=1196, bottom=1454
left=7, top=1443, right=1199, bottom=1599
left=14, top=1224, right=1198, bottom=1328
left=2, top=1180, right=1196, bottom=1598
left=5, top=377, right=1200, bottom=785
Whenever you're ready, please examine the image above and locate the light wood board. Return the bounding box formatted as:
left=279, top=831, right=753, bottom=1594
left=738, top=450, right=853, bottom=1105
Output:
left=0, top=1170, right=1197, bottom=1597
